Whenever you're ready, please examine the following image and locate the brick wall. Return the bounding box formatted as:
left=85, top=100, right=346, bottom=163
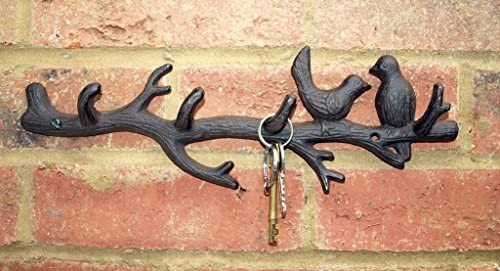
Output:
left=0, top=0, right=499, bottom=270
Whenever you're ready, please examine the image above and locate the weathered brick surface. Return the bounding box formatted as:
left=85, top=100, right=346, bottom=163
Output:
left=312, top=0, right=500, bottom=51
left=181, top=64, right=457, bottom=151
left=0, top=167, right=18, bottom=245
left=0, top=67, right=165, bottom=148
left=181, top=66, right=301, bottom=120
left=33, top=165, right=303, bottom=250
left=181, top=66, right=301, bottom=151
left=32, top=0, right=304, bottom=48
left=0, top=69, right=47, bottom=148
left=472, top=71, right=500, bottom=153
left=0, top=260, right=149, bottom=271
left=317, top=169, right=500, bottom=251
left=0, top=0, right=16, bottom=45
left=109, top=132, right=158, bottom=149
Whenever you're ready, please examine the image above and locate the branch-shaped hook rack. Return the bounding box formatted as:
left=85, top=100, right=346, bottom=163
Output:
left=20, top=46, right=458, bottom=194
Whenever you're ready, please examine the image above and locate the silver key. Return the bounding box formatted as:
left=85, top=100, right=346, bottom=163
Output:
left=276, top=143, right=286, bottom=218
left=263, top=145, right=279, bottom=195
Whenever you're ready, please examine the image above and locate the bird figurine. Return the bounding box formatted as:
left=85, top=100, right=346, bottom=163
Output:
left=299, top=74, right=372, bottom=121
left=369, top=55, right=416, bottom=161
left=292, top=46, right=371, bottom=134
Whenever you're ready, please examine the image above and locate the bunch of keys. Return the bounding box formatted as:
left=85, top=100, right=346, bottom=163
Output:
left=258, top=114, right=294, bottom=245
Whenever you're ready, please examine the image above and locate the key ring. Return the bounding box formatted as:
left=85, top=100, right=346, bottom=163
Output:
left=258, top=114, right=294, bottom=148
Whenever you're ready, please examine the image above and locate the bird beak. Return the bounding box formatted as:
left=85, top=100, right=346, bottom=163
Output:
left=369, top=65, right=379, bottom=76
left=362, top=82, right=372, bottom=92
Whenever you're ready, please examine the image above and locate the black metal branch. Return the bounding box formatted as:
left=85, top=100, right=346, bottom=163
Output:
left=20, top=46, right=459, bottom=194
left=77, top=83, right=101, bottom=126
left=171, top=142, right=238, bottom=189
left=289, top=140, right=344, bottom=194
left=414, top=83, right=451, bottom=136
left=263, top=93, right=297, bottom=133
left=21, top=74, right=297, bottom=190
left=128, top=64, right=172, bottom=112
left=175, top=87, right=205, bottom=131
left=288, top=46, right=458, bottom=191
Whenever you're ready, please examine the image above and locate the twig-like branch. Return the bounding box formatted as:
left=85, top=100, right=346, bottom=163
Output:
left=20, top=69, right=297, bottom=190
left=129, top=64, right=172, bottom=111
left=414, top=83, right=451, bottom=136
left=77, top=83, right=101, bottom=126
left=289, top=141, right=344, bottom=194
left=171, top=142, right=238, bottom=189
left=175, top=87, right=205, bottom=131
left=20, top=47, right=458, bottom=194
left=264, top=93, right=297, bottom=133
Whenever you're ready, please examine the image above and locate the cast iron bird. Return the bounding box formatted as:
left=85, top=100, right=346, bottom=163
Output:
left=298, top=75, right=372, bottom=123
left=369, top=55, right=416, bottom=161
left=292, top=47, right=372, bottom=131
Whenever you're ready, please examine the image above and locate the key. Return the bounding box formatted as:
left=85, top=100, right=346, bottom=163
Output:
left=268, top=144, right=280, bottom=245
left=262, top=146, right=274, bottom=194
left=276, top=143, right=286, bottom=218
left=268, top=174, right=279, bottom=245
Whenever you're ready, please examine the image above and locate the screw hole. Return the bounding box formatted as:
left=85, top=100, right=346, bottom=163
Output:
left=51, top=118, right=62, bottom=129
left=370, top=133, right=380, bottom=142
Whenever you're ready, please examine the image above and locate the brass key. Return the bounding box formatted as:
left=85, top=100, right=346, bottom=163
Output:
left=268, top=161, right=279, bottom=245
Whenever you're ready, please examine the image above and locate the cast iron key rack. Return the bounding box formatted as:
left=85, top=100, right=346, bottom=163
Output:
left=20, top=46, right=459, bottom=194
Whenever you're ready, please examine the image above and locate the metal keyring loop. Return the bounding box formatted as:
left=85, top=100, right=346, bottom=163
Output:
left=258, top=114, right=294, bottom=148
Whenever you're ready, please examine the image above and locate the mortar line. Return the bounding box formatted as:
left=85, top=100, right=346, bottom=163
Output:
left=0, top=244, right=498, bottom=270
left=14, top=0, right=33, bottom=45
left=298, top=167, right=319, bottom=249
left=15, top=165, right=34, bottom=244
left=0, top=47, right=498, bottom=70
left=456, top=64, right=477, bottom=153
left=0, top=148, right=499, bottom=169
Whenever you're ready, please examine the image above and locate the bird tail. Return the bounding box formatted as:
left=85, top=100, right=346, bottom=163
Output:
left=291, top=46, right=316, bottom=96
left=393, top=142, right=412, bottom=161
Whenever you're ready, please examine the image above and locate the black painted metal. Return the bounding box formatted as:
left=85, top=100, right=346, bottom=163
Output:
left=20, top=46, right=458, bottom=194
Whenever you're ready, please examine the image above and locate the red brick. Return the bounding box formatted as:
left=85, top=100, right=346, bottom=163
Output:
left=181, top=64, right=457, bottom=151
left=0, top=167, right=18, bottom=245
left=33, top=165, right=304, bottom=251
left=317, top=169, right=500, bottom=251
left=32, top=0, right=304, bottom=48
left=0, top=260, right=149, bottom=271
left=181, top=66, right=307, bottom=151
left=0, top=69, right=49, bottom=148
left=0, top=67, right=166, bottom=148
left=110, top=132, right=158, bottom=149
left=472, top=71, right=500, bottom=153
left=312, top=0, right=500, bottom=51
left=0, top=0, right=16, bottom=45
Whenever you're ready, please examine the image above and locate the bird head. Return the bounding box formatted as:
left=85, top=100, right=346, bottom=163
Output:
left=344, top=75, right=372, bottom=93
left=369, top=55, right=401, bottom=79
